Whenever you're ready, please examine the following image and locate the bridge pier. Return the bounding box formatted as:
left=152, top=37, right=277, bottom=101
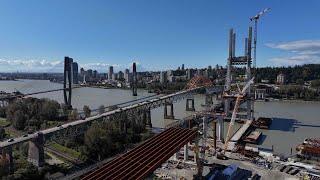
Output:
left=217, top=116, right=224, bottom=142
left=28, top=132, right=45, bottom=167
left=164, top=102, right=174, bottom=119
left=186, top=98, right=195, bottom=111
left=1, top=146, right=14, bottom=174
left=184, top=144, right=188, bottom=161
left=144, top=108, right=152, bottom=128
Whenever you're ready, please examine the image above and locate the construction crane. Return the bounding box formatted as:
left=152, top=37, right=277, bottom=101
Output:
left=250, top=8, right=270, bottom=69
left=218, top=78, right=254, bottom=158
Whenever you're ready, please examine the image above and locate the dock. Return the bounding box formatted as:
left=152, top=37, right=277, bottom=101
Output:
left=227, top=120, right=252, bottom=151
left=243, top=131, right=262, bottom=144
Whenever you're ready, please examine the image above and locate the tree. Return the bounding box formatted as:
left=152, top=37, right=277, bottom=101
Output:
left=83, top=122, right=111, bottom=160
left=296, top=79, right=304, bottom=85
left=0, top=107, right=6, bottom=118
left=0, top=128, right=5, bottom=140
left=83, top=105, right=91, bottom=118
left=13, top=110, right=27, bottom=130
left=68, top=109, right=79, bottom=121
left=40, top=99, right=60, bottom=121
left=98, top=105, right=105, bottom=115
left=311, top=79, right=320, bottom=88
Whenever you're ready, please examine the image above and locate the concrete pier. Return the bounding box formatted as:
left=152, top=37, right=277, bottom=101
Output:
left=217, top=116, right=224, bottom=142
left=144, top=108, right=152, bottom=128
left=184, top=144, right=188, bottom=161
left=186, top=98, right=195, bottom=111
left=2, top=146, right=14, bottom=173
left=164, top=102, right=175, bottom=119
left=28, top=132, right=45, bottom=167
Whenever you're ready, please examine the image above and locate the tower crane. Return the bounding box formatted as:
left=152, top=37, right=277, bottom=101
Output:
left=250, top=8, right=270, bottom=70
left=218, top=78, right=254, bottom=159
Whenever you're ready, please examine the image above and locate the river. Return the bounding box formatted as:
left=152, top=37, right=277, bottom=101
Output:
left=0, top=79, right=319, bottom=155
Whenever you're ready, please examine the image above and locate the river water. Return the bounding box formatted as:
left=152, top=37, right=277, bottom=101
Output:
left=0, top=79, right=319, bottom=155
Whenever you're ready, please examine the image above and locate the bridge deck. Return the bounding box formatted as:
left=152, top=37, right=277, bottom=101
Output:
left=81, top=127, right=197, bottom=180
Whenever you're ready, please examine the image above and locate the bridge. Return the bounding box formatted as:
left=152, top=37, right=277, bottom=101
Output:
left=0, top=83, right=223, bottom=171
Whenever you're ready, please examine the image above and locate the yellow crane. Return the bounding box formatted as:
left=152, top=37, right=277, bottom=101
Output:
left=221, top=78, right=254, bottom=157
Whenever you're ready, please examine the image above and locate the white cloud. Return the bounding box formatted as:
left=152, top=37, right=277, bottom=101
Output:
left=266, top=40, right=320, bottom=66
left=0, top=59, right=146, bottom=73
left=0, top=59, right=63, bottom=72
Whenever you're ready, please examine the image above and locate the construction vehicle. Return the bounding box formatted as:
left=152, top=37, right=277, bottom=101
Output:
left=217, top=78, right=254, bottom=159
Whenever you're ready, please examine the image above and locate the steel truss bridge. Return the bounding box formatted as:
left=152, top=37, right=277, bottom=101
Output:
left=0, top=85, right=223, bottom=159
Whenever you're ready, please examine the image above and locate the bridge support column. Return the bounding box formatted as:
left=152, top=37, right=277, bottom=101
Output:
left=184, top=144, right=188, bottom=161
left=2, top=146, right=14, bottom=174
left=164, top=103, right=174, bottom=119
left=217, top=116, right=224, bottom=142
left=63, top=56, right=73, bottom=109
left=28, top=132, right=45, bottom=167
left=186, top=98, right=195, bottom=111
left=145, top=108, right=152, bottom=129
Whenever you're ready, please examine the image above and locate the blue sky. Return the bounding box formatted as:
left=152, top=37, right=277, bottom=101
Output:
left=0, top=0, right=319, bottom=72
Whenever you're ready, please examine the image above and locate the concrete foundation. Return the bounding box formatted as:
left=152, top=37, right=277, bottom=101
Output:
left=28, top=132, right=45, bottom=167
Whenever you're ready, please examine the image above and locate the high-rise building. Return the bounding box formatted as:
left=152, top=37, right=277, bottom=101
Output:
left=112, top=73, right=117, bottom=80
left=124, top=69, right=130, bottom=83
left=187, top=69, right=193, bottom=80
left=118, top=71, right=124, bottom=80
left=80, top=67, right=85, bottom=76
left=108, top=66, right=114, bottom=80
left=93, top=70, right=98, bottom=78
left=160, top=71, right=167, bottom=84
left=182, top=64, right=185, bottom=70
left=72, top=62, right=79, bottom=84
left=87, top=69, right=93, bottom=78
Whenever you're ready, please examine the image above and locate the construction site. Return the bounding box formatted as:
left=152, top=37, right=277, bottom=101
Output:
left=1, top=6, right=320, bottom=180
left=147, top=10, right=320, bottom=180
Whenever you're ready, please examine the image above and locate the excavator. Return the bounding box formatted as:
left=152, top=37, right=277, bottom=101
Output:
left=217, top=78, right=254, bottom=160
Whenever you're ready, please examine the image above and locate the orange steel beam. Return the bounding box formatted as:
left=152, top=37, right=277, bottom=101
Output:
left=130, top=131, right=197, bottom=180
left=81, top=128, right=197, bottom=180
left=118, top=130, right=194, bottom=180
left=83, top=128, right=179, bottom=180
left=102, top=128, right=184, bottom=180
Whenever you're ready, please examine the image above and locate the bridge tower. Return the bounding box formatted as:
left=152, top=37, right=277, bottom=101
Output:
left=132, top=62, right=137, bottom=96
left=224, top=27, right=254, bottom=120
left=63, top=56, right=73, bottom=109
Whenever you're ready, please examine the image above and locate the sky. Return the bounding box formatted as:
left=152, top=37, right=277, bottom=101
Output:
left=0, top=0, right=320, bottom=72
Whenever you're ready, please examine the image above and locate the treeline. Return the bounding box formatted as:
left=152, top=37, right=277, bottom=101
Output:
left=0, top=98, right=64, bottom=131
left=56, top=117, right=152, bottom=162
left=276, top=85, right=320, bottom=100
left=255, top=64, right=320, bottom=84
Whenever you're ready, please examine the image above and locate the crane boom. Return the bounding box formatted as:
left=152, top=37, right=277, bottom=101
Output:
left=250, top=8, right=270, bottom=21
left=223, top=78, right=254, bottom=153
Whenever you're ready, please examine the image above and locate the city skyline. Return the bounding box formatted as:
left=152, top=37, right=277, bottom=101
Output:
left=0, top=0, right=320, bottom=72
